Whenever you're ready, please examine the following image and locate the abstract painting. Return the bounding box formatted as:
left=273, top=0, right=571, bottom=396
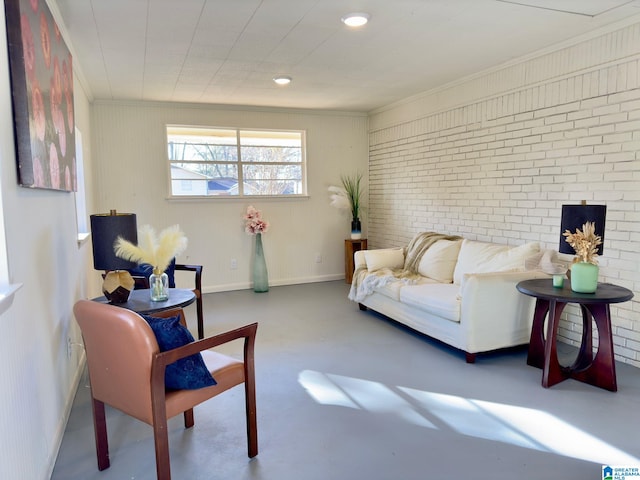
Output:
left=4, top=0, right=76, bottom=191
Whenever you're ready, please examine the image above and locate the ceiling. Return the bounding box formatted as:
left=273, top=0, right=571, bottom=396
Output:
left=53, top=0, right=640, bottom=112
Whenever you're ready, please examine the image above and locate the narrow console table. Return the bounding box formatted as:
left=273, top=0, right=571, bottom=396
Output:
left=516, top=279, right=633, bottom=391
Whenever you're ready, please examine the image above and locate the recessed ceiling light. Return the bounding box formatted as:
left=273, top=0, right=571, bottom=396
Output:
left=341, top=12, right=370, bottom=27
left=273, top=76, right=292, bottom=85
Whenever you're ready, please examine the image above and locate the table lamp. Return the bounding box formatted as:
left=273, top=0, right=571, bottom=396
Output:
left=90, top=210, right=138, bottom=303
left=558, top=203, right=606, bottom=255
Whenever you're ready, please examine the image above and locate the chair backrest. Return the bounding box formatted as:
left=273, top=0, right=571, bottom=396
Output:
left=74, top=300, right=159, bottom=424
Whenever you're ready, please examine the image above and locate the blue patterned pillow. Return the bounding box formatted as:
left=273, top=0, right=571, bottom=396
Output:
left=142, top=314, right=216, bottom=390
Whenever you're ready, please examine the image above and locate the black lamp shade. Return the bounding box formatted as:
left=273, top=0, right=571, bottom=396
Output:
left=90, top=212, right=138, bottom=270
left=559, top=204, right=606, bottom=255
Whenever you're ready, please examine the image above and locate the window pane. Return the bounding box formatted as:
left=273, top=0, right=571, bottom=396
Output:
left=240, top=130, right=302, bottom=163
left=241, top=145, right=302, bottom=163
left=171, top=178, right=211, bottom=196
left=168, top=142, right=238, bottom=161
left=240, top=130, right=301, bottom=146
left=167, top=127, right=238, bottom=161
left=242, top=164, right=302, bottom=195
left=170, top=164, right=238, bottom=196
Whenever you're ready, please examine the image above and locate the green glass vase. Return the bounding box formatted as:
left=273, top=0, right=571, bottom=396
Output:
left=253, top=233, right=269, bottom=293
left=570, top=262, right=598, bottom=293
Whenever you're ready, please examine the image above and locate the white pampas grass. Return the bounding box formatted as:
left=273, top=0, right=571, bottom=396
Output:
left=114, top=224, right=187, bottom=274
left=328, top=185, right=351, bottom=210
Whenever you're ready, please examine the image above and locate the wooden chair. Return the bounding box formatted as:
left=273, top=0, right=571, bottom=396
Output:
left=73, top=300, right=258, bottom=480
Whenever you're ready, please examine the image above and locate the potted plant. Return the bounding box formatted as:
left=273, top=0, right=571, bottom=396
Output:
left=329, top=172, right=364, bottom=239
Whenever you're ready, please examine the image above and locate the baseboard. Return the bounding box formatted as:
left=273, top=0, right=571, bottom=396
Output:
left=202, top=274, right=344, bottom=294
left=45, top=351, right=86, bottom=479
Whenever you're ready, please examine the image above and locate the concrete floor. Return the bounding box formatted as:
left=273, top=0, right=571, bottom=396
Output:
left=52, top=281, right=640, bottom=480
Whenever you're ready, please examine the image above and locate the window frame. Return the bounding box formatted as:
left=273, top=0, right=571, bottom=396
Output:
left=166, top=125, right=308, bottom=199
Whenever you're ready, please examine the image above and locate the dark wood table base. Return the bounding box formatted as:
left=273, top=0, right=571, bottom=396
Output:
left=527, top=299, right=617, bottom=391
left=517, top=279, right=633, bottom=392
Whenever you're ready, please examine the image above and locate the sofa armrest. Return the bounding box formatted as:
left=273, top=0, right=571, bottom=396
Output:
left=459, top=270, right=549, bottom=351
left=354, top=250, right=368, bottom=270
left=354, top=247, right=405, bottom=272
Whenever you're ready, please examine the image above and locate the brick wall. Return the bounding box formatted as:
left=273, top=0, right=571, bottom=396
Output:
left=368, top=22, right=640, bottom=366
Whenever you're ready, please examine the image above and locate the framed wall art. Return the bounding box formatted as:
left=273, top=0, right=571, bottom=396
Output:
left=4, top=0, right=76, bottom=191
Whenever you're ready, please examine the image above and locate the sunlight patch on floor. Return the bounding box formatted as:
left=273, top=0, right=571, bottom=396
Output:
left=298, top=369, right=639, bottom=465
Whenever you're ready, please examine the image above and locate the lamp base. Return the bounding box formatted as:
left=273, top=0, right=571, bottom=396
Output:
left=102, top=271, right=135, bottom=303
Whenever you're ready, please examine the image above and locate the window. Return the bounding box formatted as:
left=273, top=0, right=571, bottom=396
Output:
left=74, top=128, right=90, bottom=245
left=166, top=126, right=306, bottom=197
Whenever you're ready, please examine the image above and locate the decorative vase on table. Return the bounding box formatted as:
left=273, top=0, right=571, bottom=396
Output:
left=112, top=224, right=188, bottom=302
left=149, top=270, right=169, bottom=301
left=350, top=218, right=362, bottom=240
left=253, top=233, right=269, bottom=293
left=570, top=262, right=599, bottom=293
left=562, top=220, right=603, bottom=294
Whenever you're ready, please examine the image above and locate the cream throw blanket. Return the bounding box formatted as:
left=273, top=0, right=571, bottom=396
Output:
left=348, top=232, right=463, bottom=302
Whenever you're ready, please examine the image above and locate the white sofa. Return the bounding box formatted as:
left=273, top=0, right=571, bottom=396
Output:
left=349, top=234, right=549, bottom=362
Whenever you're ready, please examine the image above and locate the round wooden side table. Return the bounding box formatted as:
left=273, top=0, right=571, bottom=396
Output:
left=516, top=278, right=633, bottom=391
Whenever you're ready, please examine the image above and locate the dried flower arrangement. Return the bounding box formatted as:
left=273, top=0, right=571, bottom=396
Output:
left=329, top=172, right=363, bottom=220
left=562, top=221, right=602, bottom=265
left=244, top=206, right=269, bottom=235
left=114, top=224, right=188, bottom=274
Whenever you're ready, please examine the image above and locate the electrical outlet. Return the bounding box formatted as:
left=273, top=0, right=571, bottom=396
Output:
left=231, top=258, right=238, bottom=269
left=315, top=253, right=322, bottom=263
left=67, top=337, right=72, bottom=359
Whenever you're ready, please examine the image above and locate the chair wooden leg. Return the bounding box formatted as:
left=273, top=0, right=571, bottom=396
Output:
left=245, top=370, right=258, bottom=458
left=153, top=419, right=172, bottom=480
left=183, top=408, right=194, bottom=429
left=91, top=398, right=110, bottom=471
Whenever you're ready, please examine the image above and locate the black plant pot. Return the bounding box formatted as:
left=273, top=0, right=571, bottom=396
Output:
left=351, top=218, right=362, bottom=239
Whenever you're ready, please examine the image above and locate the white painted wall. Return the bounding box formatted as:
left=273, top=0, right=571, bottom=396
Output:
left=90, top=102, right=369, bottom=294
left=0, top=3, right=93, bottom=478
left=368, top=20, right=640, bottom=367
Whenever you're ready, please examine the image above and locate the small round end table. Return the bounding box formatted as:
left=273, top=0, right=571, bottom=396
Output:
left=516, top=279, right=633, bottom=391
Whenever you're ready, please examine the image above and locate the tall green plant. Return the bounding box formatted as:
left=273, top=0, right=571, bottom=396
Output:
left=341, top=173, right=363, bottom=220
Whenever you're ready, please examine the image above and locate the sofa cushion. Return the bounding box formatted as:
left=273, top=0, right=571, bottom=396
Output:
left=364, top=248, right=404, bottom=272
left=374, top=275, right=439, bottom=301
left=417, top=239, right=462, bottom=283
left=374, top=280, right=404, bottom=301
left=453, top=240, right=540, bottom=285
left=399, top=283, right=461, bottom=322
